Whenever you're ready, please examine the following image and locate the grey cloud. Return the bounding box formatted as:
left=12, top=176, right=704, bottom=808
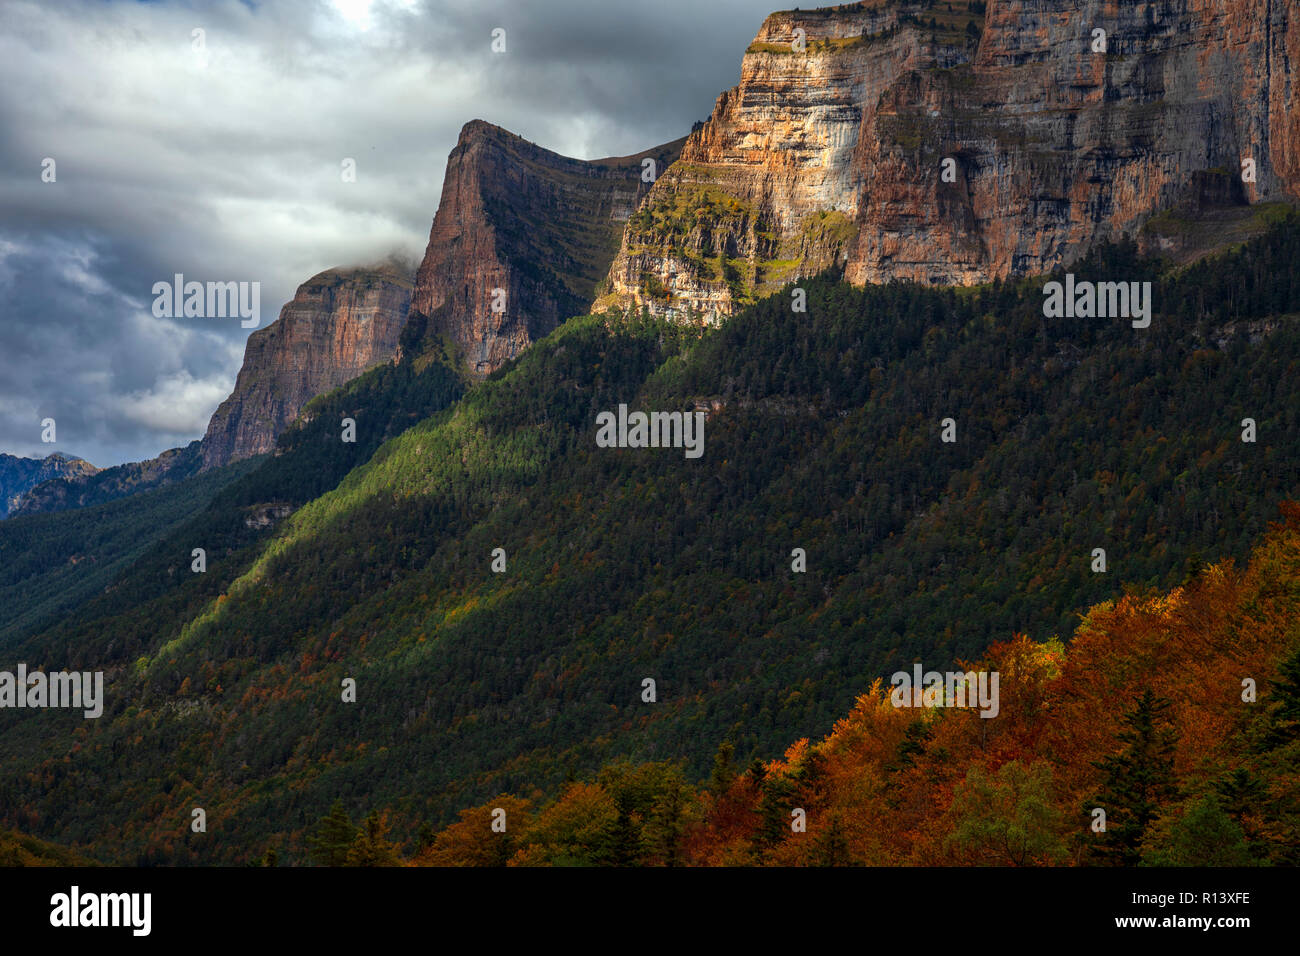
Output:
left=0, top=0, right=776, bottom=466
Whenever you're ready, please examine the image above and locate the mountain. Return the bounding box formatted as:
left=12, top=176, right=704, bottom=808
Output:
left=0, top=453, right=98, bottom=518
left=199, top=263, right=416, bottom=471
left=13, top=265, right=416, bottom=514
left=4, top=0, right=1299, bottom=868
left=409, top=120, right=687, bottom=374
left=11, top=442, right=202, bottom=517
left=16, top=123, right=685, bottom=510
left=602, top=0, right=1300, bottom=320
left=0, top=455, right=263, bottom=645
left=4, top=215, right=1299, bottom=864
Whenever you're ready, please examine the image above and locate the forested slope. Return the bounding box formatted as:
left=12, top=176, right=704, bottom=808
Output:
left=3, top=218, right=1299, bottom=864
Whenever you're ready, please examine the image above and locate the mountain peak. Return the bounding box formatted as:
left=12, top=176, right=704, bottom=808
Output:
left=0, top=451, right=100, bottom=518
left=198, top=264, right=415, bottom=470
left=409, top=123, right=686, bottom=375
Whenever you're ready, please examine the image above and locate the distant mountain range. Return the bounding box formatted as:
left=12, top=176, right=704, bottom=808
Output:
left=0, top=453, right=97, bottom=518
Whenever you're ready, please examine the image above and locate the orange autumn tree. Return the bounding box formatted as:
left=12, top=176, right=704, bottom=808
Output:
left=415, top=503, right=1300, bottom=866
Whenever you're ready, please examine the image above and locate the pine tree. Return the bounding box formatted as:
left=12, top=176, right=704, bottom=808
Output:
left=307, top=801, right=358, bottom=867
left=344, top=810, right=403, bottom=867
left=1264, top=646, right=1300, bottom=748
left=709, top=741, right=737, bottom=796
left=415, top=821, right=437, bottom=853
left=1087, top=690, right=1179, bottom=866
left=609, top=798, right=641, bottom=867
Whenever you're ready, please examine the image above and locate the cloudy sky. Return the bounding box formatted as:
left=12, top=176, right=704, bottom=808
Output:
left=0, top=0, right=779, bottom=467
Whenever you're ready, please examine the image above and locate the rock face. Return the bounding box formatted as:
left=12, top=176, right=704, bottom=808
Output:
left=604, top=0, right=1300, bottom=320
left=410, top=120, right=686, bottom=374
left=199, top=264, right=414, bottom=470
left=0, top=453, right=99, bottom=518
left=8, top=127, right=685, bottom=506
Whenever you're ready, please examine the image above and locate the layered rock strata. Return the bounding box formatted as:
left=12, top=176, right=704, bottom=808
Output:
left=411, top=120, right=686, bottom=373
left=199, top=264, right=413, bottom=469
left=603, top=0, right=1300, bottom=320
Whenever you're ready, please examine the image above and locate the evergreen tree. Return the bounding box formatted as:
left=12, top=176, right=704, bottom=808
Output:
left=609, top=798, right=642, bottom=867
left=307, top=801, right=358, bottom=867
left=709, top=741, right=737, bottom=796
left=344, top=810, right=403, bottom=867
left=415, top=821, right=437, bottom=853
left=1087, top=690, right=1179, bottom=866
left=1264, top=646, right=1300, bottom=748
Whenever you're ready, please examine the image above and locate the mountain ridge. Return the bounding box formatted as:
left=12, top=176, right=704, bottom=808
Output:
left=12, top=122, right=687, bottom=512
left=409, top=119, right=686, bottom=373
left=5, top=217, right=1299, bottom=863
left=0, top=452, right=98, bottom=518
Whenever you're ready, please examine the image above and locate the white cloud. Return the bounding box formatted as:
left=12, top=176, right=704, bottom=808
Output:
left=112, top=370, right=236, bottom=434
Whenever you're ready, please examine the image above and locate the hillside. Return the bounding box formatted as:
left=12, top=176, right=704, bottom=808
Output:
left=0, top=827, right=96, bottom=867
left=415, top=502, right=1300, bottom=866
left=2, top=214, right=1298, bottom=864
left=0, top=454, right=263, bottom=645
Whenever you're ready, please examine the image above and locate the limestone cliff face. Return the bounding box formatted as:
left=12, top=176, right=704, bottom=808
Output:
left=199, top=264, right=413, bottom=470
left=410, top=120, right=686, bottom=374
left=605, top=0, right=1300, bottom=319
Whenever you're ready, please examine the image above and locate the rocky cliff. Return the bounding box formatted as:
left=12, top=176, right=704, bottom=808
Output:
left=410, top=120, right=686, bottom=374
left=199, top=263, right=414, bottom=470
left=0, top=453, right=98, bottom=518
left=603, top=0, right=1300, bottom=319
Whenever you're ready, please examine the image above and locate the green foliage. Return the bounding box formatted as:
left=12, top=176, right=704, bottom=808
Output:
left=596, top=761, right=694, bottom=867
left=344, top=811, right=403, bottom=867
left=1264, top=644, right=1300, bottom=748
left=944, top=761, right=1069, bottom=865
left=4, top=216, right=1300, bottom=864
left=1141, top=794, right=1259, bottom=867
left=1088, top=690, right=1179, bottom=866
left=0, top=455, right=262, bottom=644
left=709, top=741, right=738, bottom=796
left=0, top=827, right=96, bottom=866
left=307, top=801, right=358, bottom=867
